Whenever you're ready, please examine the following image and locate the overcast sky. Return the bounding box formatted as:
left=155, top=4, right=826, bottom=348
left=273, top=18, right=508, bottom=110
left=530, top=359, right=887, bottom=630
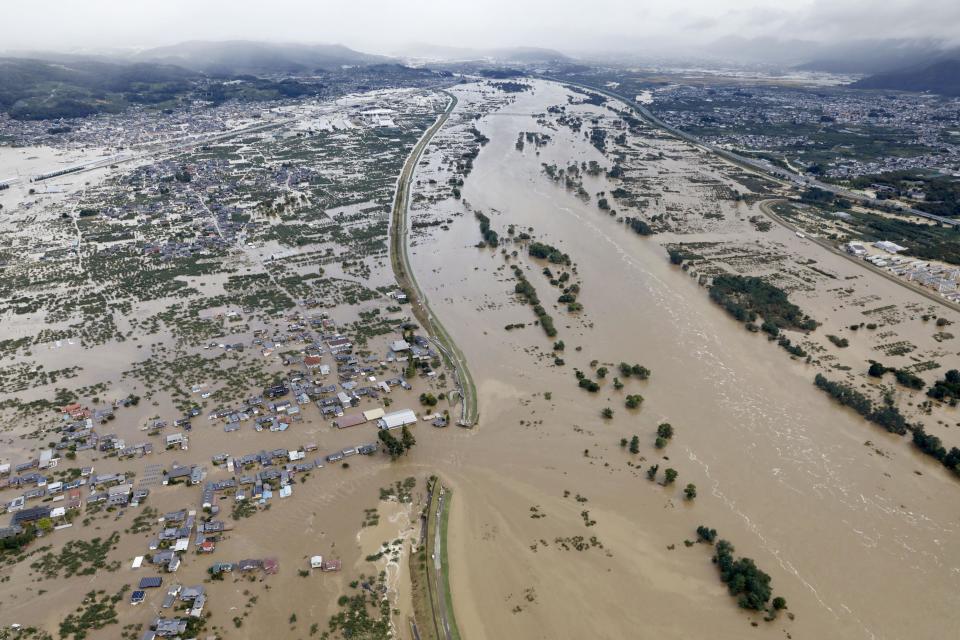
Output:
left=6, top=0, right=960, bottom=55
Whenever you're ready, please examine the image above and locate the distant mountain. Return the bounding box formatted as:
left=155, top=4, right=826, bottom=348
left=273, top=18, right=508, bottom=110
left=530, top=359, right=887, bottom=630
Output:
left=797, top=40, right=960, bottom=75
left=700, top=36, right=960, bottom=75
left=136, top=40, right=390, bottom=75
left=700, top=36, right=822, bottom=68
left=0, top=57, right=199, bottom=119
left=396, top=43, right=571, bottom=65
left=850, top=59, right=960, bottom=96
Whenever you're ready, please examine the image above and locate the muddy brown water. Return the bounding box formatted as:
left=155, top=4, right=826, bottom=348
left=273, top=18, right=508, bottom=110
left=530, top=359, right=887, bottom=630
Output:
left=405, top=81, right=960, bottom=640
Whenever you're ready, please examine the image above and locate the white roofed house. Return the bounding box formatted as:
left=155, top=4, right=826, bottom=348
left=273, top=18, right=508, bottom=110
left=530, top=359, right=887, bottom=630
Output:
left=38, top=449, right=56, bottom=469
left=326, top=336, right=353, bottom=353
left=164, top=433, right=188, bottom=450
left=378, top=409, right=417, bottom=430
left=874, top=240, right=907, bottom=254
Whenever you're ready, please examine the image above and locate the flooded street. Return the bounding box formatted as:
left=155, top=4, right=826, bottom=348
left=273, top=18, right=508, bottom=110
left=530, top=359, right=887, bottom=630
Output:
left=408, top=81, right=960, bottom=639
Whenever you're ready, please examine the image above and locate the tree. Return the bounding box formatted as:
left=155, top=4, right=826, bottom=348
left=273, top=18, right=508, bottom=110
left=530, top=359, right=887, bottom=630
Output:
left=37, top=517, right=54, bottom=533
left=613, top=377, right=624, bottom=390
left=625, top=394, right=643, bottom=409
left=657, top=423, right=674, bottom=440
left=378, top=430, right=405, bottom=458
left=401, top=426, right=416, bottom=452
left=696, top=525, right=717, bottom=543
left=684, top=484, right=697, bottom=500
left=663, top=468, right=678, bottom=485
left=646, top=464, right=659, bottom=481
left=868, top=362, right=887, bottom=378
left=620, top=438, right=628, bottom=448
left=601, top=407, right=613, bottom=419
left=772, top=597, right=787, bottom=611
left=596, top=367, right=608, bottom=379
left=629, top=435, right=640, bottom=455
left=712, top=539, right=773, bottom=611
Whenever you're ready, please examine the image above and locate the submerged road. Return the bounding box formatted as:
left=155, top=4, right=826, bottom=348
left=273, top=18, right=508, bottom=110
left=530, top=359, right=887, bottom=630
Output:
left=389, top=91, right=479, bottom=427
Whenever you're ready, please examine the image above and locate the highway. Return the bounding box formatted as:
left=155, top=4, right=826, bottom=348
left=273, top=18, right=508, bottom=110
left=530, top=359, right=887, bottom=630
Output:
left=543, top=77, right=960, bottom=228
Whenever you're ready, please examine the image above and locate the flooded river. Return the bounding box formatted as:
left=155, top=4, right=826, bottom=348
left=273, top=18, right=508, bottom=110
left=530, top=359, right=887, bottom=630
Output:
left=407, top=81, right=960, bottom=639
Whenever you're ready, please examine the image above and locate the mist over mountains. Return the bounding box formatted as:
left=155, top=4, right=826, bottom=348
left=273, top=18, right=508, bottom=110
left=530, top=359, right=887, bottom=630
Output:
left=132, top=40, right=389, bottom=76
left=2, top=36, right=960, bottom=122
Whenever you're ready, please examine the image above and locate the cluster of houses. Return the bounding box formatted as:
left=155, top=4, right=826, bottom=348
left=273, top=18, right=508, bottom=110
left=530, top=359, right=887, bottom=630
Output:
left=0, top=320, right=444, bottom=635
left=136, top=580, right=214, bottom=638
left=133, top=581, right=208, bottom=623
left=845, top=241, right=960, bottom=300
left=2, top=325, right=430, bottom=533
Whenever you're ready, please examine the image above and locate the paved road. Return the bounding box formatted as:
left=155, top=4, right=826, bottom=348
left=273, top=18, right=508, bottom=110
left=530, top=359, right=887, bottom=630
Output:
left=389, top=91, right=479, bottom=427
left=543, top=77, right=959, bottom=228
left=433, top=489, right=453, bottom=640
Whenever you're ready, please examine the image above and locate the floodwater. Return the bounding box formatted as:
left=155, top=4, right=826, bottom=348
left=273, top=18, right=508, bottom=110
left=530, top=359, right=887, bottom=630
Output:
left=407, top=81, right=960, bottom=639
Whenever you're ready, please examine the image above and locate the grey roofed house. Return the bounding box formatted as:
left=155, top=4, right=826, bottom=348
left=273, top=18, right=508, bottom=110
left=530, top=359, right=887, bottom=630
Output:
left=12, top=505, right=50, bottom=526
left=152, top=617, right=187, bottom=637
left=0, top=525, right=24, bottom=539
left=238, top=558, right=262, bottom=571
left=260, top=469, right=281, bottom=482
left=151, top=550, right=175, bottom=564
left=108, top=493, right=130, bottom=507
left=179, top=585, right=205, bottom=601
left=189, top=592, right=206, bottom=617
left=23, top=487, right=46, bottom=500
left=86, top=492, right=108, bottom=504
left=159, top=524, right=183, bottom=539
left=164, top=466, right=191, bottom=482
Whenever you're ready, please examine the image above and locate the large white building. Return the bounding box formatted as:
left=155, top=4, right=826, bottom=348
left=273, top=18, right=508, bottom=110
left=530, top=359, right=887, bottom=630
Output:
left=378, top=409, right=417, bottom=430
left=874, top=240, right=907, bottom=254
